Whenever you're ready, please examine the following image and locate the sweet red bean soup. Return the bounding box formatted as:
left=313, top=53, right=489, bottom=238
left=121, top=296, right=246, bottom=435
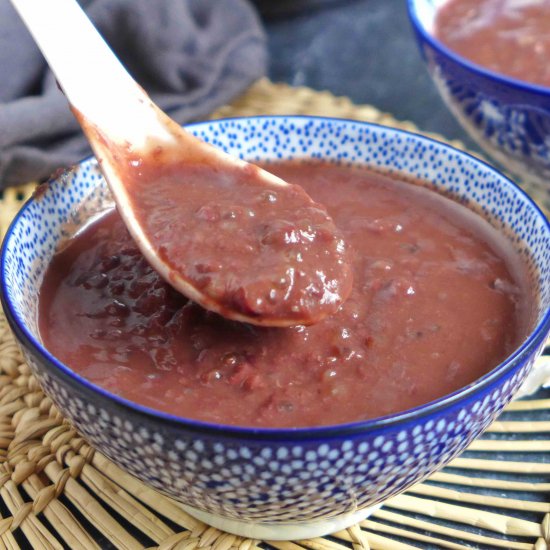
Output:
left=38, top=162, right=532, bottom=428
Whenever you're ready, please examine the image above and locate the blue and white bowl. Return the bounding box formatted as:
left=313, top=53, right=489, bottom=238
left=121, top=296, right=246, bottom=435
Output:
left=2, top=116, right=550, bottom=540
left=408, top=0, right=550, bottom=209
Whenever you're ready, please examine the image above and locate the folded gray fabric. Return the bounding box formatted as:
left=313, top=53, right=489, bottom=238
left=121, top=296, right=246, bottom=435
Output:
left=0, top=0, right=267, bottom=188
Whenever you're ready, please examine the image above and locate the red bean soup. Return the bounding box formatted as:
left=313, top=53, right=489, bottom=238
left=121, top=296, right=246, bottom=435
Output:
left=118, top=156, right=352, bottom=327
left=435, top=0, right=550, bottom=88
left=38, top=162, right=532, bottom=428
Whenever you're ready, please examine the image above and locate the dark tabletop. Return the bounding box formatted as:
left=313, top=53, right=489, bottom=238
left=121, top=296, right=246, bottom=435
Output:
left=258, top=0, right=478, bottom=150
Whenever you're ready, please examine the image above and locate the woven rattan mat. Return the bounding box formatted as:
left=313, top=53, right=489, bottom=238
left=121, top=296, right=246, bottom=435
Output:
left=1, top=79, right=549, bottom=550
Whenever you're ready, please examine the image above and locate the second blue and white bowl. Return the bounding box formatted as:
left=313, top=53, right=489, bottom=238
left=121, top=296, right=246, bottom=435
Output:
left=409, top=0, right=550, bottom=209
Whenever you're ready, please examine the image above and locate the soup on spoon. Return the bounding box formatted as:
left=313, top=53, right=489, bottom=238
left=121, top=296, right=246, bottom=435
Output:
left=12, top=0, right=352, bottom=327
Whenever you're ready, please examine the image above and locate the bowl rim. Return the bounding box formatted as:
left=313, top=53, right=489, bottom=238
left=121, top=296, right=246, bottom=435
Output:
left=2, top=115, right=550, bottom=441
left=407, top=0, right=550, bottom=97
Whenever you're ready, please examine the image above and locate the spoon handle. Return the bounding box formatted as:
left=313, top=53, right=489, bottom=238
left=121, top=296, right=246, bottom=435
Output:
left=10, top=0, right=174, bottom=148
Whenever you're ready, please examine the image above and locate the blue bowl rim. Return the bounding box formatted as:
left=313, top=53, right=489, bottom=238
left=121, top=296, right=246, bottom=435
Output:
left=1, top=114, right=549, bottom=442
left=407, top=0, right=550, bottom=98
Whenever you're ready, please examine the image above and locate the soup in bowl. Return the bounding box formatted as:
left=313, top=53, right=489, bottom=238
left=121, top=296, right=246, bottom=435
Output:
left=1, top=116, right=549, bottom=540
left=408, top=0, right=550, bottom=210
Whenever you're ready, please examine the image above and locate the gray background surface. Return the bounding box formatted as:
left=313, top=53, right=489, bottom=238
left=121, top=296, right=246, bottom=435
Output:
left=260, top=0, right=478, bottom=150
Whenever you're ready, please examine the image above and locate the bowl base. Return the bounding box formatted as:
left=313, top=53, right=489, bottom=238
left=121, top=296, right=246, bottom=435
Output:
left=180, top=503, right=382, bottom=540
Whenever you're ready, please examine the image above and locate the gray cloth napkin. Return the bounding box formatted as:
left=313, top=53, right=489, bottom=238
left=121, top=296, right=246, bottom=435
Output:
left=0, top=0, right=267, bottom=188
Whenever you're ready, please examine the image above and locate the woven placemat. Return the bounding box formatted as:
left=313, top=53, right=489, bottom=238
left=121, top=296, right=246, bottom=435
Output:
left=1, top=78, right=549, bottom=550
